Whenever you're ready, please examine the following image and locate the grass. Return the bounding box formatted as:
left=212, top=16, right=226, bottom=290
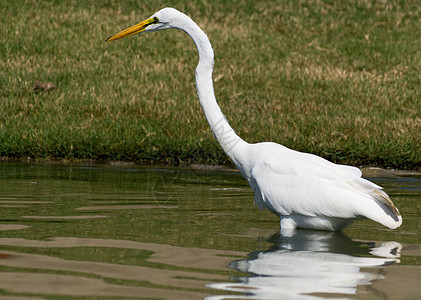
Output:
left=0, top=0, right=420, bottom=169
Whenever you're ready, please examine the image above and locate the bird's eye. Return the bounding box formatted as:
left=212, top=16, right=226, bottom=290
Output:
left=153, top=17, right=159, bottom=23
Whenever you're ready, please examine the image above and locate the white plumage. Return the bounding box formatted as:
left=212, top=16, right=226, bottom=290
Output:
left=106, top=7, right=402, bottom=231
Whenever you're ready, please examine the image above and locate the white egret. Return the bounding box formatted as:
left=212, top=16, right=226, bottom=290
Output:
left=106, top=8, right=402, bottom=231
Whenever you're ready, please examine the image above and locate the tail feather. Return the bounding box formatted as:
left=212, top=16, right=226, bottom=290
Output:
left=370, top=190, right=402, bottom=229
left=372, top=189, right=401, bottom=219
left=350, top=178, right=402, bottom=229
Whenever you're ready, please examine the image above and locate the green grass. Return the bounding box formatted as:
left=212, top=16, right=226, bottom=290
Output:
left=1, top=0, right=420, bottom=169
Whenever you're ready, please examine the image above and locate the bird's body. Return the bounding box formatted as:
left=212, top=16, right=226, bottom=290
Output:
left=244, top=142, right=401, bottom=231
left=106, top=8, right=402, bottom=231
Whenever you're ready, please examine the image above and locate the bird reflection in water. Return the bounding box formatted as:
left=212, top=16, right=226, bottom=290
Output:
left=207, top=230, right=401, bottom=299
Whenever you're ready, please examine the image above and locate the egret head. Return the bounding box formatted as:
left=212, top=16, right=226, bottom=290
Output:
left=106, top=8, right=184, bottom=42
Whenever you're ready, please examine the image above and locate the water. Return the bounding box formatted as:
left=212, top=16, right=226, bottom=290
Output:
left=0, top=163, right=419, bottom=299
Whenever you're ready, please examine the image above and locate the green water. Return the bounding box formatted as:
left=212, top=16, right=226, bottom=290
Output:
left=0, top=163, right=419, bottom=299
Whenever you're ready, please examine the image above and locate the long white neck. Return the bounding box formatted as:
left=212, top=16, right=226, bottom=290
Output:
left=175, top=15, right=247, bottom=165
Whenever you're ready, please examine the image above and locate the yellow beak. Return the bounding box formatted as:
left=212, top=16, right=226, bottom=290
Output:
left=106, top=17, right=156, bottom=42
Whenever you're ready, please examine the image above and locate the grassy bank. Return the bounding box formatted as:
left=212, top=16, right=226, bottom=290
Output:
left=1, top=0, right=420, bottom=169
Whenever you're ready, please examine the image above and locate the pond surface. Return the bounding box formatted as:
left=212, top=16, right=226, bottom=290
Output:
left=0, top=163, right=420, bottom=299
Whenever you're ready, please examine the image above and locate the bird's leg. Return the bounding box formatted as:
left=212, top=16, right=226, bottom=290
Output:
left=280, top=216, right=297, bottom=236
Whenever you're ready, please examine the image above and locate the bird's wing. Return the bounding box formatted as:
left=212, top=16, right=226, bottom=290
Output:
left=251, top=163, right=361, bottom=218
left=249, top=143, right=398, bottom=219
left=294, top=151, right=400, bottom=218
